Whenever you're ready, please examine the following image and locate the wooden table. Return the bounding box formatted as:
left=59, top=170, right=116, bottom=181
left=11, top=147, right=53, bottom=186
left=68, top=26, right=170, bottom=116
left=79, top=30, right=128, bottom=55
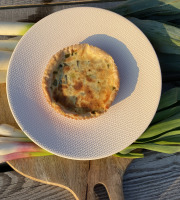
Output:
left=0, top=1, right=180, bottom=199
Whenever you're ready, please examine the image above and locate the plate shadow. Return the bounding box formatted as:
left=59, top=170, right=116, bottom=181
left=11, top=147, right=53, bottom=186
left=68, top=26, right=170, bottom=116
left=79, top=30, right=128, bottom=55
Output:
left=81, top=34, right=139, bottom=105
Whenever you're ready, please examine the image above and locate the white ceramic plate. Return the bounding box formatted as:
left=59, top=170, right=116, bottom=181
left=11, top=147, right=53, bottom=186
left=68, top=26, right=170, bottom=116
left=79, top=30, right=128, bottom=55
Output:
left=7, top=7, right=161, bottom=160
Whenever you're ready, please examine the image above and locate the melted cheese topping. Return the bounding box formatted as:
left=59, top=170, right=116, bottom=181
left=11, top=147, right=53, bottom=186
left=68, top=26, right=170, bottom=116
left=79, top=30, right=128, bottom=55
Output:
left=43, top=44, right=119, bottom=119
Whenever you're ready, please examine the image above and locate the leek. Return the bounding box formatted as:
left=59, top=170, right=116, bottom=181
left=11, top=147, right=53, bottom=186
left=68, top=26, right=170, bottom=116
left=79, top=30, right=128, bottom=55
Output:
left=138, top=113, right=180, bottom=140
left=0, top=51, right=12, bottom=70
left=153, top=134, right=180, bottom=144
left=0, top=142, right=42, bottom=155
left=0, top=136, right=31, bottom=142
left=8, top=36, right=22, bottom=40
left=111, top=0, right=180, bottom=22
left=157, top=53, right=180, bottom=73
left=0, top=124, right=27, bottom=138
left=157, top=87, right=180, bottom=111
left=151, top=106, right=180, bottom=124
left=128, top=17, right=180, bottom=55
left=137, top=130, right=180, bottom=143
left=0, top=40, right=18, bottom=51
left=114, top=152, right=144, bottom=158
left=0, top=151, right=53, bottom=163
left=0, top=22, right=34, bottom=36
left=120, top=143, right=180, bottom=154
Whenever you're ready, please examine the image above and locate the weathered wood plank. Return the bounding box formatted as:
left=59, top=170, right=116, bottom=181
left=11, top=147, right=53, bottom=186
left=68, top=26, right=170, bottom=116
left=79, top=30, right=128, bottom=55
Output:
left=123, top=150, right=180, bottom=200
left=0, top=171, right=75, bottom=200
left=1, top=151, right=180, bottom=199
left=0, top=1, right=123, bottom=22
left=0, top=170, right=110, bottom=200
left=0, top=0, right=123, bottom=10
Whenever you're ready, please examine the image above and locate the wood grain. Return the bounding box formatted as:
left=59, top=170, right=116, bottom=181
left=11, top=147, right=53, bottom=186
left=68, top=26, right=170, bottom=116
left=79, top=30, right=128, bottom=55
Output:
left=0, top=0, right=122, bottom=22
left=2, top=151, right=180, bottom=200
left=0, top=0, right=124, bottom=9
left=0, top=171, right=75, bottom=200
left=8, top=154, right=132, bottom=200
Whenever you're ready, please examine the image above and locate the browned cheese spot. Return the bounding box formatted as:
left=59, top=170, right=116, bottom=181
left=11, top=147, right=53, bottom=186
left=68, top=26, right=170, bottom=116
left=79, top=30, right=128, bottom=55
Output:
left=63, top=66, right=70, bottom=73
left=62, top=85, right=68, bottom=89
left=85, top=86, right=93, bottom=99
left=73, top=81, right=83, bottom=90
left=86, top=75, right=93, bottom=82
left=103, top=91, right=111, bottom=104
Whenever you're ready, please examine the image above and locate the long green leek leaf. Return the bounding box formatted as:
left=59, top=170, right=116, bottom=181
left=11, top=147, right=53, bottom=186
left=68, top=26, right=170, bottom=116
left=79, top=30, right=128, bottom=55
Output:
left=137, top=130, right=180, bottom=143
left=114, top=152, right=144, bottom=158
left=111, top=0, right=180, bottom=22
left=120, top=143, right=180, bottom=154
left=157, top=87, right=180, bottom=111
left=157, top=53, right=180, bottom=73
left=128, top=17, right=180, bottom=55
left=151, top=106, right=180, bottom=124
left=153, top=134, right=180, bottom=144
left=138, top=113, right=180, bottom=139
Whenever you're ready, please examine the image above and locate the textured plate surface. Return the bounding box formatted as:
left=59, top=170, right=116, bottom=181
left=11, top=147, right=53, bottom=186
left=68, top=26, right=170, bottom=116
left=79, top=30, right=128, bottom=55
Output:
left=7, top=7, right=161, bottom=160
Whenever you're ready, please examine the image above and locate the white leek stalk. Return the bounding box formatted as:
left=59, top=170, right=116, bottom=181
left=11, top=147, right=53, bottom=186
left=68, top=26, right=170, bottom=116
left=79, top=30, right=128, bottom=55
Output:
left=0, top=142, right=41, bottom=155
left=0, top=124, right=27, bottom=138
left=0, top=51, right=12, bottom=70
left=8, top=36, right=22, bottom=40
left=0, top=40, right=18, bottom=51
left=0, top=136, right=31, bottom=142
left=0, top=22, right=34, bottom=36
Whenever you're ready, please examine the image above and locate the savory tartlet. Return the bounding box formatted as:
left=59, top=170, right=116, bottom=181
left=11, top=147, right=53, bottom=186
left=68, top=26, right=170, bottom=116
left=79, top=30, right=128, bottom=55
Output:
left=42, top=43, right=119, bottom=119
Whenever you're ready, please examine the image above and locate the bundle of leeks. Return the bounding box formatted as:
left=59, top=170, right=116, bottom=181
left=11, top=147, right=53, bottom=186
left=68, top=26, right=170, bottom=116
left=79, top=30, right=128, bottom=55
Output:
left=0, top=0, right=180, bottom=161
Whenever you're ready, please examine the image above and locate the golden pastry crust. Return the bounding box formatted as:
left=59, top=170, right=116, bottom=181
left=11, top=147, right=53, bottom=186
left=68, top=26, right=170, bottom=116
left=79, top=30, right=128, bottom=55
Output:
left=42, top=44, right=119, bottom=119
